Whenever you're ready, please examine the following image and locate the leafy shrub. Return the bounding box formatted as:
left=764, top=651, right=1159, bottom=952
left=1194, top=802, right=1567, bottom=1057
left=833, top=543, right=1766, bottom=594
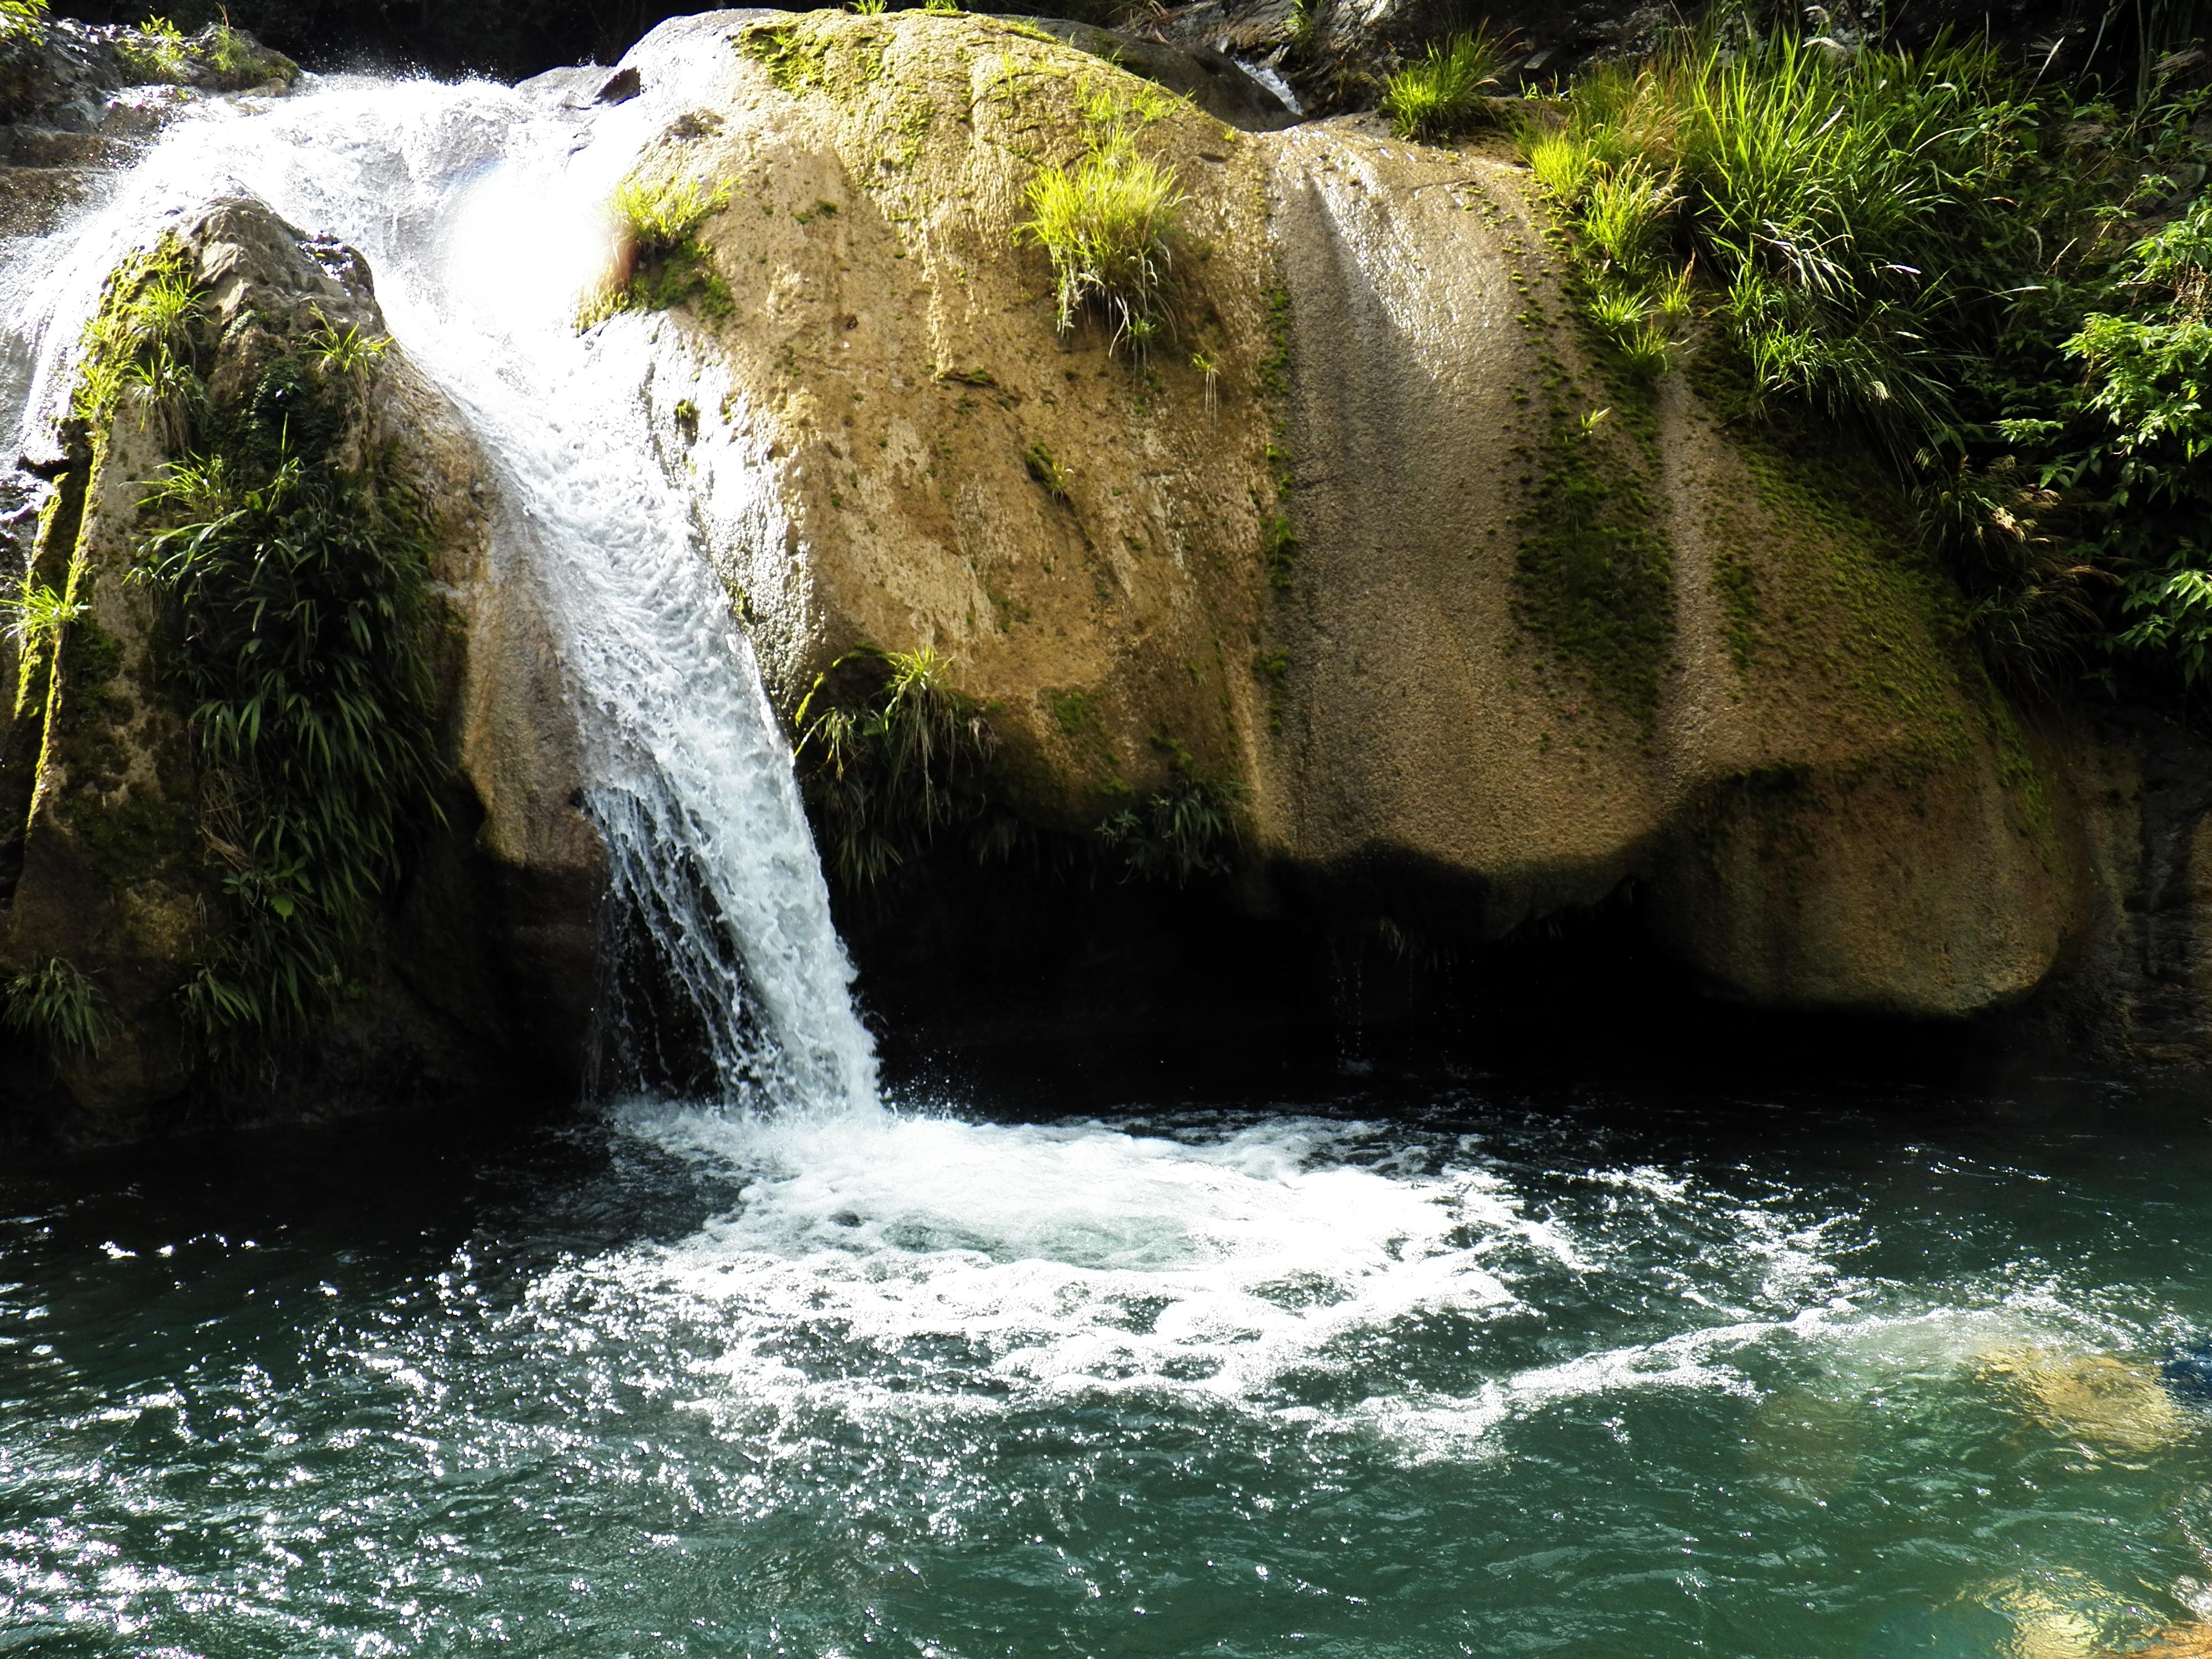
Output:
left=1384, top=29, right=1511, bottom=144
left=1096, top=758, right=1243, bottom=884
left=2052, top=195, right=2212, bottom=688
left=1020, top=136, right=1186, bottom=357
left=794, top=645, right=1000, bottom=892
left=3, top=957, right=105, bottom=1056
left=0, top=0, right=47, bottom=33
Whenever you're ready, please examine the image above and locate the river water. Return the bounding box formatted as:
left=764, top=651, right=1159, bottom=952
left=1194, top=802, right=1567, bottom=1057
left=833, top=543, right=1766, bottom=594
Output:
left=5, top=1072, right=2212, bottom=1656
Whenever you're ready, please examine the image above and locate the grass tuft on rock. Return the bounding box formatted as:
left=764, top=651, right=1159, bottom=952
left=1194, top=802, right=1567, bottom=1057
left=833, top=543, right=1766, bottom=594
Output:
left=1530, top=19, right=2212, bottom=708
left=581, top=172, right=734, bottom=328
left=3, top=957, right=106, bottom=1056
left=794, top=645, right=1001, bottom=893
left=1384, top=29, right=1512, bottom=144
left=1020, top=135, right=1186, bottom=357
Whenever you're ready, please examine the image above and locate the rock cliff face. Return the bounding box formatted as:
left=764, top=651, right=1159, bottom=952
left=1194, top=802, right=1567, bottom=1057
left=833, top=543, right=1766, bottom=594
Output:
left=608, top=8, right=2078, bottom=1021
left=11, top=7, right=2212, bottom=1142
left=0, top=195, right=599, bottom=1140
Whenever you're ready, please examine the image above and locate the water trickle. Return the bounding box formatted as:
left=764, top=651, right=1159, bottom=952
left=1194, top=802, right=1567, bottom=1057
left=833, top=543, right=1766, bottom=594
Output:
left=0, top=64, right=878, bottom=1112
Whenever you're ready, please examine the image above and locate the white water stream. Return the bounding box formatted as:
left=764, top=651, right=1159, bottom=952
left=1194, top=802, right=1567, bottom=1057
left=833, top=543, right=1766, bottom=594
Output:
left=0, top=32, right=877, bottom=1113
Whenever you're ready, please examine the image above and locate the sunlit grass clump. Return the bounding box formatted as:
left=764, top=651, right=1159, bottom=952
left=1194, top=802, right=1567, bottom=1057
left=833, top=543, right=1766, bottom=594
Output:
left=1383, top=29, right=1511, bottom=143
left=1020, top=137, right=1186, bottom=356
left=581, top=173, right=734, bottom=328
left=1530, top=18, right=2212, bottom=705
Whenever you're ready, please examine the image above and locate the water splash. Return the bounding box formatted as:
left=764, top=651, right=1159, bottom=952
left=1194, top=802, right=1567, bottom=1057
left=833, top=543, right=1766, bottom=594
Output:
left=0, top=62, right=877, bottom=1112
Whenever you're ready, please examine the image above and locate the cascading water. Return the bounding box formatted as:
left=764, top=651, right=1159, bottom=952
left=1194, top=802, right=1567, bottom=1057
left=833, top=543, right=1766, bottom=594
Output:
left=0, top=41, right=877, bottom=1112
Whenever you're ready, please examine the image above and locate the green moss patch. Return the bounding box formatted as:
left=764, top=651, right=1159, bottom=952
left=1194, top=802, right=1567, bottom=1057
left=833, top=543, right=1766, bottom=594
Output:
left=1512, top=354, right=1673, bottom=727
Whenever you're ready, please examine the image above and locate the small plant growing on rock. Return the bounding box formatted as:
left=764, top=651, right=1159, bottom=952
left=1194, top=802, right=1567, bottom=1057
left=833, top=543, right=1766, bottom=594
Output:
left=1020, top=136, right=1186, bottom=357
left=1096, top=751, right=1244, bottom=885
left=582, top=173, right=734, bottom=328
left=794, top=645, right=1001, bottom=893
left=2, top=582, right=85, bottom=646
left=1384, top=29, right=1511, bottom=144
left=0, top=0, right=49, bottom=34
left=1192, top=349, right=1220, bottom=415
left=1022, top=441, right=1070, bottom=498
left=3, top=957, right=106, bottom=1056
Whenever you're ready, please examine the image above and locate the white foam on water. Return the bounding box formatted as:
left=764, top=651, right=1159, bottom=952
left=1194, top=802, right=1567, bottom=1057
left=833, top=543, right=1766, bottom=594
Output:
left=555, top=1105, right=2179, bottom=1472
left=603, top=1109, right=1544, bottom=1410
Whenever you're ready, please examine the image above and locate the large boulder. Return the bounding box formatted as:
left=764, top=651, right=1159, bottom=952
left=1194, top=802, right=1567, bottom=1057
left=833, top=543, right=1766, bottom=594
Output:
left=608, top=8, right=2079, bottom=1021
left=0, top=199, right=599, bottom=1141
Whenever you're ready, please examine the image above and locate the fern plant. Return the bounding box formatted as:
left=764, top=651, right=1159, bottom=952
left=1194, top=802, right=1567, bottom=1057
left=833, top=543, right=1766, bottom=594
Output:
left=3, top=957, right=106, bottom=1056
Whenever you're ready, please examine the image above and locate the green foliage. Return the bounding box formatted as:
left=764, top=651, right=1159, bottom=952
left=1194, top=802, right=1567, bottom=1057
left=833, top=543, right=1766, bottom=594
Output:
left=1022, top=441, right=1070, bottom=498
left=1538, top=20, right=2212, bottom=708
left=582, top=173, right=734, bottom=327
left=74, top=247, right=204, bottom=444
left=1095, top=753, right=1243, bottom=884
left=615, top=174, right=727, bottom=247
left=2046, top=195, right=2212, bottom=689
left=0, top=0, right=48, bottom=35
left=1261, top=510, right=1297, bottom=586
left=1020, top=134, right=1187, bottom=357
left=135, top=398, right=444, bottom=1052
left=3, top=582, right=85, bottom=647
left=3, top=957, right=105, bottom=1056
left=72, top=251, right=447, bottom=1061
left=1384, top=29, right=1511, bottom=144
left=1533, top=30, right=2051, bottom=447
left=794, top=645, right=1000, bottom=892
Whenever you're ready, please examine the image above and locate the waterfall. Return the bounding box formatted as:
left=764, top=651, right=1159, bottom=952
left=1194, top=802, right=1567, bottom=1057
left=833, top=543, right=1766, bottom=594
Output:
left=0, top=58, right=879, bottom=1114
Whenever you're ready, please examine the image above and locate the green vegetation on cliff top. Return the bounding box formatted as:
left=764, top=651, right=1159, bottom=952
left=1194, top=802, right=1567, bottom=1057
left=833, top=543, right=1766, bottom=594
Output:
left=1532, top=22, right=2212, bottom=713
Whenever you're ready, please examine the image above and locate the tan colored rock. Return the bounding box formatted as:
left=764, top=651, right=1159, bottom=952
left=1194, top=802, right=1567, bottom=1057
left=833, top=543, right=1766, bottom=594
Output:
left=634, top=11, right=2080, bottom=1017
left=623, top=9, right=1284, bottom=821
